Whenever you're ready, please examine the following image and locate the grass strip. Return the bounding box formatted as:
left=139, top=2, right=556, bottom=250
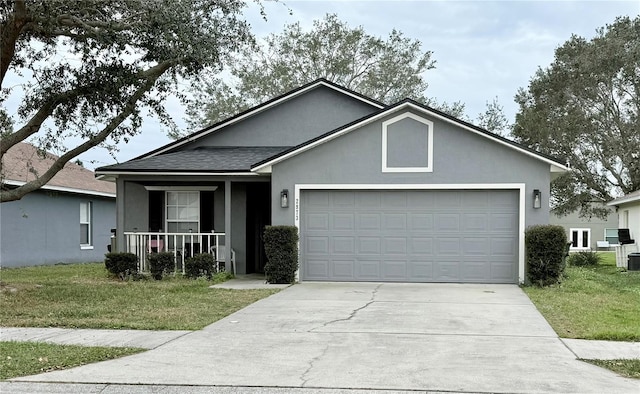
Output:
left=582, top=359, right=640, bottom=379
left=0, top=341, right=143, bottom=380
left=523, top=252, right=640, bottom=341
left=0, top=263, right=279, bottom=330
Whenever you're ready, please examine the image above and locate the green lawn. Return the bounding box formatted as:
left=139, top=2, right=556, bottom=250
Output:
left=523, top=252, right=640, bottom=341
left=0, top=341, right=143, bottom=381
left=582, top=359, right=640, bottom=379
left=0, top=263, right=279, bottom=330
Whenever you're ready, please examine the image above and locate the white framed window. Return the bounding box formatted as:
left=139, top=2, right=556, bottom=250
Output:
left=570, top=228, right=590, bottom=250
left=80, top=202, right=93, bottom=249
left=604, top=228, right=619, bottom=245
left=381, top=112, right=433, bottom=173
left=165, top=191, right=199, bottom=234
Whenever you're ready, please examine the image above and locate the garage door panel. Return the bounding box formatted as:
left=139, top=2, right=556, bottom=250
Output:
left=434, top=261, right=460, bottom=281
left=332, top=213, right=355, bottom=230
left=410, top=214, right=434, bottom=230
left=332, top=260, right=355, bottom=279
left=383, top=260, right=408, bottom=279
left=383, top=238, right=407, bottom=254
left=383, top=213, right=407, bottom=230
left=358, top=213, right=382, bottom=230
left=302, top=190, right=518, bottom=283
left=462, top=237, right=490, bottom=256
left=333, top=237, right=355, bottom=254
left=408, top=261, right=434, bottom=280
left=435, top=238, right=461, bottom=255
left=357, top=259, right=381, bottom=279
left=306, top=236, right=329, bottom=254
left=305, top=259, right=329, bottom=279
left=460, top=261, right=491, bottom=281
left=411, top=237, right=433, bottom=254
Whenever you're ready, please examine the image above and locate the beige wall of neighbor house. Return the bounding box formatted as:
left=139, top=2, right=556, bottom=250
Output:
left=550, top=202, right=618, bottom=251
left=608, top=191, right=640, bottom=244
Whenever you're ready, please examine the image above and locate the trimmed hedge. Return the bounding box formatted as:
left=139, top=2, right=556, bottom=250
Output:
left=264, top=226, right=299, bottom=284
left=525, top=225, right=568, bottom=286
left=185, top=253, right=216, bottom=279
left=148, top=252, right=175, bottom=280
left=104, top=252, right=138, bottom=279
left=567, top=251, right=602, bottom=267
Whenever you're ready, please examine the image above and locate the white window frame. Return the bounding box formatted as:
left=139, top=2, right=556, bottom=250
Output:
left=604, top=228, right=619, bottom=246
left=165, top=191, right=200, bottom=234
left=80, top=201, right=93, bottom=250
left=382, top=112, right=434, bottom=173
left=569, top=228, right=591, bottom=250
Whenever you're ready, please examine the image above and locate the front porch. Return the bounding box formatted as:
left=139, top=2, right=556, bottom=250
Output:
left=123, top=231, right=230, bottom=274
left=113, top=176, right=272, bottom=275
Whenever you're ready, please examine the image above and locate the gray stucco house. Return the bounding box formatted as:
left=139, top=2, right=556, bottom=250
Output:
left=549, top=202, right=618, bottom=251
left=97, top=79, right=567, bottom=284
left=1, top=143, right=116, bottom=267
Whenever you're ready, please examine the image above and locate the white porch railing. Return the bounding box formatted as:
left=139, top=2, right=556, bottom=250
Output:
left=613, top=243, right=639, bottom=269
left=123, top=231, right=227, bottom=274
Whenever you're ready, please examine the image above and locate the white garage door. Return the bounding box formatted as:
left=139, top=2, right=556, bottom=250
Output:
left=301, top=190, right=518, bottom=283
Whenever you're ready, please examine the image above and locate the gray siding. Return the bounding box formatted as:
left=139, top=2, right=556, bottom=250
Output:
left=181, top=86, right=379, bottom=149
left=550, top=203, right=618, bottom=249
left=0, top=190, right=115, bottom=267
left=271, top=108, right=551, bottom=229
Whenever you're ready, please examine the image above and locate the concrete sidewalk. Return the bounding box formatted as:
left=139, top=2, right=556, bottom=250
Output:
left=7, top=283, right=640, bottom=393
left=2, top=327, right=638, bottom=360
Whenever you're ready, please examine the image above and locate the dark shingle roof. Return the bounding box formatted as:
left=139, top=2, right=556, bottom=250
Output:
left=96, top=146, right=291, bottom=173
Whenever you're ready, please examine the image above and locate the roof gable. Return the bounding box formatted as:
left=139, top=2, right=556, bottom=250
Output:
left=608, top=189, right=640, bottom=206
left=2, top=143, right=116, bottom=197
left=252, top=99, right=568, bottom=174
left=133, top=79, right=385, bottom=160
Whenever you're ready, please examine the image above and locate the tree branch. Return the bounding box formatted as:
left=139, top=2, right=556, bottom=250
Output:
left=1, top=0, right=30, bottom=86
left=1, top=60, right=173, bottom=203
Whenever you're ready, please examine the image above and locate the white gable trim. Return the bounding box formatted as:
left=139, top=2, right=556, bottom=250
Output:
left=381, top=112, right=433, bottom=173
left=143, top=81, right=385, bottom=159
left=252, top=102, right=568, bottom=174
left=2, top=179, right=116, bottom=198
left=294, top=183, right=527, bottom=284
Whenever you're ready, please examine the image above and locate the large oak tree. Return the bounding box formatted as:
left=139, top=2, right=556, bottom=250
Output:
left=512, top=16, right=640, bottom=218
left=1, top=0, right=257, bottom=202
left=186, top=13, right=466, bottom=131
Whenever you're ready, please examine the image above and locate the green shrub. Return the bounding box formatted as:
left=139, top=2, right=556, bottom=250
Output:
left=567, top=251, right=602, bottom=267
left=148, top=252, right=175, bottom=280
left=185, top=253, right=216, bottom=279
left=264, top=226, right=299, bottom=284
left=525, top=225, right=568, bottom=286
left=104, top=252, right=138, bottom=280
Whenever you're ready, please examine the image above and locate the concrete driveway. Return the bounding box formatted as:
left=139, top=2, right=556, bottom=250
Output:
left=13, top=283, right=640, bottom=393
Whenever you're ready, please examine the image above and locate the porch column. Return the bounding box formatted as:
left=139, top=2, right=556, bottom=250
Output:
left=225, top=180, right=232, bottom=273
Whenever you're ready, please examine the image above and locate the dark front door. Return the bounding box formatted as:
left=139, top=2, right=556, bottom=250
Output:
left=246, top=183, right=271, bottom=274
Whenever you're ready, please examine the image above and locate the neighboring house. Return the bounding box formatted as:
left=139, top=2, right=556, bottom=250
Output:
left=96, top=79, right=567, bottom=284
left=1, top=143, right=116, bottom=267
left=607, top=190, right=640, bottom=246
left=549, top=202, right=618, bottom=251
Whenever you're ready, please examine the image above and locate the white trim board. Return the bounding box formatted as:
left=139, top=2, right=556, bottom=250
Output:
left=253, top=103, right=568, bottom=174
left=381, top=112, right=433, bottom=173
left=294, top=183, right=527, bottom=284
left=2, top=179, right=116, bottom=198
left=95, top=171, right=261, bottom=177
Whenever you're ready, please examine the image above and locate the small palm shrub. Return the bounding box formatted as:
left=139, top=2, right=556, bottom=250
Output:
left=567, top=251, right=601, bottom=267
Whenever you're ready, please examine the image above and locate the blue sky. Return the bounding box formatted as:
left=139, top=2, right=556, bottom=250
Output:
left=6, top=1, right=640, bottom=169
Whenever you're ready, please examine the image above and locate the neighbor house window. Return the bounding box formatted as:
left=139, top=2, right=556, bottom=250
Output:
left=604, top=228, right=619, bottom=245
left=570, top=228, right=590, bottom=250
left=80, top=202, right=92, bottom=249
left=165, top=191, right=199, bottom=234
